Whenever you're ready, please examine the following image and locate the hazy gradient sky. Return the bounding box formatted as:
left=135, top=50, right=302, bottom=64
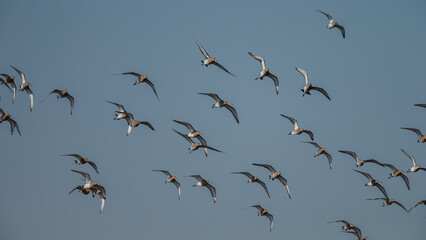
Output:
left=1, top=0, right=426, bottom=239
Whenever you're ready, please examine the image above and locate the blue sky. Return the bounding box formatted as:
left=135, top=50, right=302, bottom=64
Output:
left=0, top=0, right=425, bottom=239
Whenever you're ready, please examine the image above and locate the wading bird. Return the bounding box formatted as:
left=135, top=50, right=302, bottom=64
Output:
left=252, top=163, right=291, bottom=199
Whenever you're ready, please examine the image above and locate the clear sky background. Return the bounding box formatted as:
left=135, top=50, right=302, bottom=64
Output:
left=0, top=0, right=425, bottom=239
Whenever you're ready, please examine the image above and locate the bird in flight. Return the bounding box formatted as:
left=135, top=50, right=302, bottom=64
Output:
left=301, top=141, right=332, bottom=169
left=11, top=65, right=34, bottom=112
left=295, top=67, right=330, bottom=100
left=0, top=108, right=21, bottom=135
left=198, top=93, right=239, bottom=124
left=172, top=128, right=221, bottom=156
left=251, top=205, right=274, bottom=232
left=42, top=89, right=75, bottom=115
left=114, top=72, right=159, bottom=101
left=248, top=52, right=279, bottom=95
left=173, top=120, right=209, bottom=157
left=188, top=175, right=216, bottom=203
left=401, top=127, right=426, bottom=143
left=280, top=114, right=314, bottom=140
left=354, top=169, right=389, bottom=199
left=252, top=163, right=291, bottom=199
left=401, top=149, right=426, bottom=173
left=62, top=154, right=99, bottom=173
left=382, top=163, right=410, bottom=190
left=153, top=170, right=181, bottom=200
left=316, top=10, right=345, bottom=39
left=339, top=150, right=384, bottom=167
left=194, top=38, right=236, bottom=77
left=231, top=172, right=270, bottom=198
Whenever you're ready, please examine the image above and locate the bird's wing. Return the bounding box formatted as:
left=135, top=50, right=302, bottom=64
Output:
left=144, top=79, right=159, bottom=101
left=336, top=24, right=346, bottom=39
left=382, top=163, right=397, bottom=171
left=205, top=183, right=216, bottom=203
left=265, top=72, right=279, bottom=95
left=302, top=141, right=320, bottom=149
left=401, top=149, right=417, bottom=166
left=139, top=121, right=155, bottom=131
left=65, top=94, right=74, bottom=115
left=256, top=179, right=271, bottom=198
left=252, top=163, right=276, bottom=173
left=71, top=169, right=91, bottom=183
left=117, top=72, right=141, bottom=77
left=324, top=152, right=333, bottom=169
left=173, top=128, right=193, bottom=144
left=88, top=161, right=99, bottom=174
left=354, top=169, right=373, bottom=181
left=198, top=145, right=222, bottom=153
left=194, top=38, right=210, bottom=59
left=399, top=173, right=410, bottom=190
left=10, top=82, right=16, bottom=103
left=211, top=61, right=236, bottom=77
left=248, top=52, right=266, bottom=70
left=25, top=88, right=34, bottom=112
left=198, top=92, right=221, bottom=102
left=189, top=175, right=203, bottom=181
left=277, top=175, right=291, bottom=199
left=316, top=10, right=332, bottom=20
left=303, top=130, right=314, bottom=141
left=280, top=114, right=299, bottom=130
left=173, top=120, right=195, bottom=132
left=311, top=86, right=331, bottom=100
left=295, top=67, right=309, bottom=84
left=410, top=201, right=426, bottom=212
left=224, top=104, right=239, bottom=124
left=250, top=205, right=263, bottom=211
left=106, top=101, right=126, bottom=112
left=152, top=169, right=172, bottom=178
left=61, top=154, right=83, bottom=160
left=0, top=78, right=12, bottom=92
left=265, top=213, right=274, bottom=231
left=401, top=127, right=423, bottom=138
left=414, top=104, right=426, bottom=108
left=10, top=65, right=26, bottom=83
left=394, top=200, right=409, bottom=213
left=8, top=119, right=21, bottom=136
left=172, top=180, right=181, bottom=200
left=231, top=171, right=253, bottom=178
left=375, top=183, right=389, bottom=199
left=327, top=220, right=349, bottom=224
left=68, top=185, right=84, bottom=195
left=0, top=108, right=4, bottom=115
left=364, top=159, right=385, bottom=167
left=339, top=150, right=358, bottom=161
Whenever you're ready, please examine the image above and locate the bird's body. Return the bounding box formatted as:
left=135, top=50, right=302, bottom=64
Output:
left=0, top=108, right=21, bottom=135
left=107, top=101, right=154, bottom=136
left=172, top=128, right=221, bottom=155
left=11, top=65, right=33, bottom=111
left=383, top=163, right=410, bottom=190
left=401, top=149, right=426, bottom=173
left=316, top=10, right=345, bottom=39
left=354, top=169, right=389, bottom=199
left=302, top=141, right=332, bottom=169
left=367, top=197, right=409, bottom=213
left=115, top=72, right=159, bottom=101
left=339, top=150, right=384, bottom=167
left=0, top=73, right=16, bottom=103
left=62, top=154, right=99, bottom=173
left=173, top=120, right=208, bottom=156
left=43, top=89, right=74, bottom=115
left=231, top=172, right=270, bottom=198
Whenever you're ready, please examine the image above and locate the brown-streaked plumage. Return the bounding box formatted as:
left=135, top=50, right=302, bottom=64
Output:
left=401, top=149, right=426, bottom=173
left=353, top=169, right=389, bottom=199
left=42, top=89, right=74, bottom=115
left=188, top=175, right=216, bottom=203
left=316, top=10, right=345, bottom=39
left=252, top=163, right=291, bottom=199
left=301, top=141, right=332, bottom=169
left=62, top=154, right=99, bottom=174
left=295, top=67, right=331, bottom=100
left=173, top=120, right=208, bottom=157
left=339, top=150, right=384, bottom=167
left=11, top=65, right=33, bottom=111
left=248, top=52, right=279, bottom=95
left=251, top=205, right=273, bottom=232
left=114, top=72, right=159, bottom=101
left=383, top=163, right=410, bottom=190
left=0, top=73, right=16, bottom=103
left=409, top=200, right=426, bottom=212
left=69, top=170, right=106, bottom=214
left=401, top=127, right=426, bottom=143
left=0, top=108, right=21, bottom=135
left=280, top=114, right=314, bottom=140
left=231, top=172, right=270, bottom=198
left=366, top=197, right=409, bottom=213
left=172, top=128, right=221, bottom=156
left=194, top=38, right=236, bottom=77
left=343, top=228, right=367, bottom=240
left=198, top=92, right=239, bottom=124
left=153, top=169, right=181, bottom=200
